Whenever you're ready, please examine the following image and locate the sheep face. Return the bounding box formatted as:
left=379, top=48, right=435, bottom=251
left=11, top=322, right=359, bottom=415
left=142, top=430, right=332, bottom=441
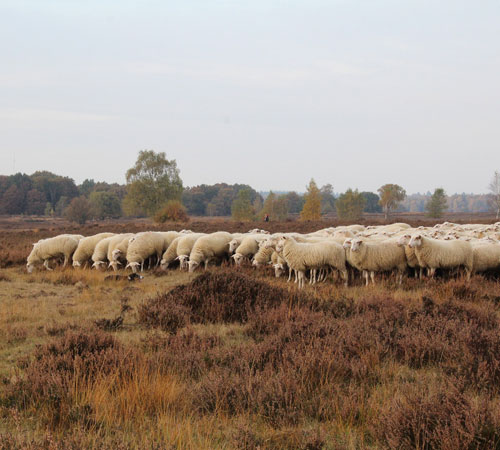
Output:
left=342, top=238, right=353, bottom=250
left=274, top=263, right=285, bottom=278
left=232, top=253, right=245, bottom=265
left=92, top=261, right=106, bottom=271
left=229, top=239, right=239, bottom=254
left=160, top=259, right=169, bottom=270
left=177, top=255, right=189, bottom=270
left=26, top=263, right=34, bottom=274
left=397, top=234, right=411, bottom=247
left=408, top=235, right=423, bottom=248
left=350, top=238, right=364, bottom=253
left=125, top=262, right=140, bottom=273
left=112, top=249, right=122, bottom=261
left=73, top=260, right=82, bottom=268
left=275, top=236, right=288, bottom=253
left=188, top=260, right=200, bottom=272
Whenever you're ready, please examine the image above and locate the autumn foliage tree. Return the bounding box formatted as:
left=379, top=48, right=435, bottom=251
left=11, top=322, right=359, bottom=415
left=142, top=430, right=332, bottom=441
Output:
left=300, top=179, right=321, bottom=221
left=123, top=150, right=183, bottom=217
left=64, top=196, right=91, bottom=225
left=378, top=184, right=406, bottom=220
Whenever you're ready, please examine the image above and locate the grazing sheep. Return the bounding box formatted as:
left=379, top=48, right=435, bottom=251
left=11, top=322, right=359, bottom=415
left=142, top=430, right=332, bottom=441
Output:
left=160, top=236, right=182, bottom=270
left=72, top=233, right=116, bottom=269
left=107, top=234, right=134, bottom=271
left=348, top=238, right=407, bottom=286
left=111, top=234, right=137, bottom=267
left=408, top=234, right=473, bottom=280
left=251, top=245, right=275, bottom=267
left=231, top=234, right=269, bottom=265
left=277, top=236, right=348, bottom=289
left=188, top=232, right=233, bottom=272
left=27, top=234, right=82, bottom=273
left=175, top=233, right=206, bottom=270
left=92, top=236, right=117, bottom=270
left=126, top=232, right=180, bottom=273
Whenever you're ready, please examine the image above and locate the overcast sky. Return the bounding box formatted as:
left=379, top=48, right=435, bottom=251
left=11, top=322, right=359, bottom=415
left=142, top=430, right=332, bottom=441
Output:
left=1, top=0, right=499, bottom=194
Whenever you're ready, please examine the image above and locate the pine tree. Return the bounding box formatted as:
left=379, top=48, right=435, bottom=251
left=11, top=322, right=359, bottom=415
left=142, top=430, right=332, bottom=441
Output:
left=300, top=179, right=321, bottom=221
left=426, top=188, right=447, bottom=218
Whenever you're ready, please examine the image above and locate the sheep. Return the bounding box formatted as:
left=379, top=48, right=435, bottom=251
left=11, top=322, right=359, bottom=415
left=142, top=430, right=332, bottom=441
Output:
left=348, top=238, right=407, bottom=286
left=231, top=234, right=269, bottom=265
left=408, top=234, right=473, bottom=280
left=27, top=234, right=82, bottom=273
left=160, top=236, right=182, bottom=270
left=188, top=232, right=234, bottom=272
left=175, top=233, right=206, bottom=270
left=251, top=245, right=275, bottom=267
left=277, top=236, right=348, bottom=289
left=106, top=234, right=135, bottom=271
left=397, top=234, right=424, bottom=279
left=126, top=231, right=180, bottom=272
left=110, top=234, right=138, bottom=267
left=72, top=233, right=115, bottom=269
left=91, top=235, right=118, bottom=270
left=471, top=242, right=500, bottom=273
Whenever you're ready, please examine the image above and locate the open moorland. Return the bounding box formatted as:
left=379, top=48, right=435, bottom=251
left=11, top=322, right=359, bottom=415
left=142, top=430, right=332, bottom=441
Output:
left=2, top=215, right=500, bottom=449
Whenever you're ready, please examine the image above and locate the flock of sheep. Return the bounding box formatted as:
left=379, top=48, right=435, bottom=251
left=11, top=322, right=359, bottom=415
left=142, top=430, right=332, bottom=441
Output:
left=25, top=221, right=500, bottom=288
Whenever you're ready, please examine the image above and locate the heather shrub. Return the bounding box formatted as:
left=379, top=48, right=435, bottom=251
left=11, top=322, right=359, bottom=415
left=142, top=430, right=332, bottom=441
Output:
left=154, top=200, right=189, bottom=223
left=8, top=329, right=137, bottom=426
left=378, top=380, right=500, bottom=449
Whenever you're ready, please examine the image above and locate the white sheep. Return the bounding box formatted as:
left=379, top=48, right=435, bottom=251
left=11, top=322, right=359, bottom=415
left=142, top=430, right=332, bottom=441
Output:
left=251, top=245, right=275, bottom=267
left=471, top=242, right=500, bottom=273
left=408, top=234, right=473, bottom=280
left=231, top=234, right=269, bottom=266
left=348, top=238, right=407, bottom=286
left=277, top=236, right=348, bottom=289
left=91, top=235, right=117, bottom=270
left=397, top=234, right=424, bottom=279
left=175, top=233, right=206, bottom=270
left=27, top=234, right=82, bottom=273
left=160, top=236, right=182, bottom=270
left=106, top=233, right=135, bottom=271
left=72, top=233, right=115, bottom=269
left=188, top=231, right=233, bottom=272
left=126, top=231, right=180, bottom=272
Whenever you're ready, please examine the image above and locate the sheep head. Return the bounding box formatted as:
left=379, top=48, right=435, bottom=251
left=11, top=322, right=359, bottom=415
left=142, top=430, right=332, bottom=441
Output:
left=350, top=238, right=364, bottom=253
left=408, top=235, right=423, bottom=248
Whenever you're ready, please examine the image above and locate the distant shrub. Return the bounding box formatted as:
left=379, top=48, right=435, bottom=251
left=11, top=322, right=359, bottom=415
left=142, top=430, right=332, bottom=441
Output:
left=154, top=200, right=189, bottom=223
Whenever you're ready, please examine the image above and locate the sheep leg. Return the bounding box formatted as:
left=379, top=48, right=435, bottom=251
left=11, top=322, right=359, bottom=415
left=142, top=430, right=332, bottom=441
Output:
left=419, top=267, right=424, bottom=279
left=43, top=260, right=53, bottom=271
left=428, top=268, right=436, bottom=278
left=288, top=270, right=292, bottom=282
left=299, top=271, right=305, bottom=289
left=398, top=271, right=403, bottom=285
left=342, top=270, right=349, bottom=287
left=63, top=256, right=69, bottom=267
left=370, top=271, right=376, bottom=285
left=363, top=271, right=369, bottom=286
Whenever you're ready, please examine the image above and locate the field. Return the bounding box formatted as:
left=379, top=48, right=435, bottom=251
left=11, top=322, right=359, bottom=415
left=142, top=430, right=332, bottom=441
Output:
left=1, top=215, right=500, bottom=449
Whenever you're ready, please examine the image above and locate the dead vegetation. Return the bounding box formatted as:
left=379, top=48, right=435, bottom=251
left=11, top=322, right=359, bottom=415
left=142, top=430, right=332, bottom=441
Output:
left=1, top=262, right=500, bottom=448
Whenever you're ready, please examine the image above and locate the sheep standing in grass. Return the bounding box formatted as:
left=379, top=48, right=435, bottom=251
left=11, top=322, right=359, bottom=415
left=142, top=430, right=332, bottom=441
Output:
left=232, top=234, right=269, bottom=266
left=92, top=235, right=117, bottom=270
left=106, top=234, right=134, bottom=271
left=111, top=234, right=137, bottom=268
left=175, top=233, right=206, bottom=270
left=277, top=236, right=348, bottom=289
left=397, top=234, right=424, bottom=279
left=27, top=234, right=82, bottom=273
left=188, top=232, right=233, bottom=272
left=408, top=234, right=473, bottom=280
left=160, top=236, right=182, bottom=270
left=251, top=245, right=275, bottom=267
left=126, top=232, right=180, bottom=273
left=72, top=233, right=115, bottom=269
left=470, top=242, right=500, bottom=274
left=348, top=238, right=407, bottom=286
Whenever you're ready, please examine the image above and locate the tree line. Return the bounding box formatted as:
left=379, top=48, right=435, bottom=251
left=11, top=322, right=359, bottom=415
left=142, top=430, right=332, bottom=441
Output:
left=1, top=150, right=499, bottom=223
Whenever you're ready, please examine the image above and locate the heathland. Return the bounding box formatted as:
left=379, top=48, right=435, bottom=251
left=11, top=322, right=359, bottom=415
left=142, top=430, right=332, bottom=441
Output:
left=1, top=215, right=500, bottom=449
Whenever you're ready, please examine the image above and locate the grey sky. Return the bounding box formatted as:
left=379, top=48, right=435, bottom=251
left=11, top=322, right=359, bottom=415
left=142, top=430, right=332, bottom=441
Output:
left=1, top=0, right=499, bottom=194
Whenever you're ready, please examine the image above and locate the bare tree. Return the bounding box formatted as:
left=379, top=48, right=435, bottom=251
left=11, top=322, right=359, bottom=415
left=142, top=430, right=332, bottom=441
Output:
left=489, top=170, right=500, bottom=219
